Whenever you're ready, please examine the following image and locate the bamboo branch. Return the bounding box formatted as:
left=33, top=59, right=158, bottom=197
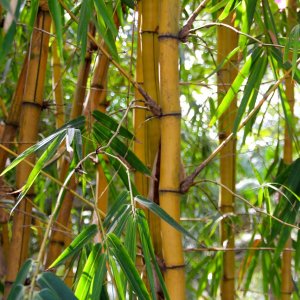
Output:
left=57, top=0, right=162, bottom=117
left=180, top=63, right=298, bottom=193
left=178, top=0, right=210, bottom=42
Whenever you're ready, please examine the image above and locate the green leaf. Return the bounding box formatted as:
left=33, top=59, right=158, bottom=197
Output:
left=37, top=272, right=77, bottom=300
left=209, top=50, right=256, bottom=127
left=7, top=285, right=25, bottom=300
left=93, top=110, right=134, bottom=140
left=93, top=0, right=117, bottom=37
left=93, top=123, right=150, bottom=175
left=75, top=244, right=106, bottom=300
left=233, top=49, right=268, bottom=135
left=48, top=0, right=64, bottom=58
left=49, top=224, right=98, bottom=268
left=121, top=0, right=134, bottom=9
left=34, top=288, right=60, bottom=300
left=137, top=211, right=170, bottom=300
left=77, top=0, right=92, bottom=60
left=134, top=195, right=196, bottom=241
left=218, top=0, right=238, bottom=21
left=107, top=233, right=151, bottom=300
left=7, top=259, right=33, bottom=300
left=109, top=256, right=125, bottom=300
left=283, top=24, right=300, bottom=77
left=17, top=132, right=66, bottom=203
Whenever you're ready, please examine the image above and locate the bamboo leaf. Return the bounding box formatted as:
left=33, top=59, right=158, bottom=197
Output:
left=209, top=50, right=256, bottom=127
left=134, top=195, right=196, bottom=241
left=109, top=256, right=125, bottom=300
left=107, top=233, right=151, bottom=300
left=7, top=285, right=25, bottom=300
left=283, top=24, right=300, bottom=77
left=93, top=110, right=134, bottom=140
left=137, top=210, right=170, bottom=300
left=121, top=0, right=134, bottom=9
left=218, top=0, right=238, bottom=21
left=233, top=49, right=267, bottom=135
left=75, top=244, right=106, bottom=300
left=7, top=259, right=33, bottom=300
left=48, top=0, right=63, bottom=58
left=77, top=0, right=92, bottom=60
left=93, top=123, right=150, bottom=175
left=34, top=289, right=60, bottom=300
left=37, top=272, right=77, bottom=300
left=17, top=133, right=66, bottom=202
left=93, top=0, right=117, bottom=37
left=49, top=224, right=98, bottom=268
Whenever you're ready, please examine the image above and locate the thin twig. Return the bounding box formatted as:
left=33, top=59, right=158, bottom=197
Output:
left=180, top=61, right=298, bottom=193
left=193, top=179, right=300, bottom=231
left=57, top=0, right=161, bottom=117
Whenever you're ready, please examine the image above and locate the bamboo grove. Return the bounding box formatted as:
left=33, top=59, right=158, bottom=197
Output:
left=0, top=0, right=299, bottom=299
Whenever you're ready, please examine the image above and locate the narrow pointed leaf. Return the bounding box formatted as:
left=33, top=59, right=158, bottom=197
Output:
left=34, top=289, right=60, bottom=300
left=135, top=195, right=196, bottom=241
left=75, top=244, right=106, bottom=300
left=107, top=233, right=150, bottom=300
left=49, top=224, right=98, bottom=268
left=93, top=110, right=134, bottom=140
left=48, top=0, right=63, bottom=58
left=17, top=133, right=66, bottom=202
left=37, top=272, right=77, bottom=300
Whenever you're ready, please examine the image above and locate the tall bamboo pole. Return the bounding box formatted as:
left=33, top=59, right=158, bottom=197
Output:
left=281, top=1, right=296, bottom=298
left=217, top=13, right=238, bottom=300
left=159, top=1, right=185, bottom=298
left=5, top=1, right=51, bottom=293
left=141, top=0, right=162, bottom=261
left=134, top=0, right=147, bottom=197
left=51, top=34, right=65, bottom=129
left=46, top=26, right=95, bottom=267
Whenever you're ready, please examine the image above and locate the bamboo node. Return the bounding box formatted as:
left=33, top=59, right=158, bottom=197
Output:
left=165, top=263, right=186, bottom=270
left=159, top=189, right=181, bottom=194
left=158, top=34, right=179, bottom=41
left=160, top=112, right=181, bottom=118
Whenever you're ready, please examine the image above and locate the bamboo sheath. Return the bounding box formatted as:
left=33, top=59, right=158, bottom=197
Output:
left=217, top=14, right=238, bottom=300
left=46, top=27, right=95, bottom=267
left=159, top=1, right=186, bottom=298
left=281, top=1, right=297, bottom=298
left=141, top=0, right=163, bottom=262
left=5, top=2, right=51, bottom=292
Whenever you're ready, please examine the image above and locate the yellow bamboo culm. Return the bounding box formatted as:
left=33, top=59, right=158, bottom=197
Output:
left=4, top=2, right=51, bottom=295
left=217, top=12, right=238, bottom=300
left=141, top=0, right=163, bottom=264
left=51, top=32, right=65, bottom=130
left=46, top=26, right=95, bottom=267
left=281, top=0, right=297, bottom=299
left=134, top=0, right=147, bottom=197
left=159, top=1, right=185, bottom=298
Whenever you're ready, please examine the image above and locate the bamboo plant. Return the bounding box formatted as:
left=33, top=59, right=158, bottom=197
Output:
left=217, top=13, right=238, bottom=300
left=159, top=0, right=186, bottom=298
left=5, top=1, right=51, bottom=294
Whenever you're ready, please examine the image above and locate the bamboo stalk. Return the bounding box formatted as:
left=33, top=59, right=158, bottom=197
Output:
left=134, top=0, right=147, bottom=198
left=141, top=0, right=163, bottom=266
left=46, top=25, right=95, bottom=267
left=5, top=1, right=51, bottom=293
left=51, top=32, right=65, bottom=129
left=217, top=12, right=238, bottom=300
left=159, top=1, right=185, bottom=298
left=281, top=1, right=297, bottom=298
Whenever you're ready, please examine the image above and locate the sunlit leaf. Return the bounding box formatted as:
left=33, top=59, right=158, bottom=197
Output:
left=107, top=233, right=150, bottom=300
left=49, top=224, right=98, bottom=268
left=135, top=195, right=196, bottom=241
